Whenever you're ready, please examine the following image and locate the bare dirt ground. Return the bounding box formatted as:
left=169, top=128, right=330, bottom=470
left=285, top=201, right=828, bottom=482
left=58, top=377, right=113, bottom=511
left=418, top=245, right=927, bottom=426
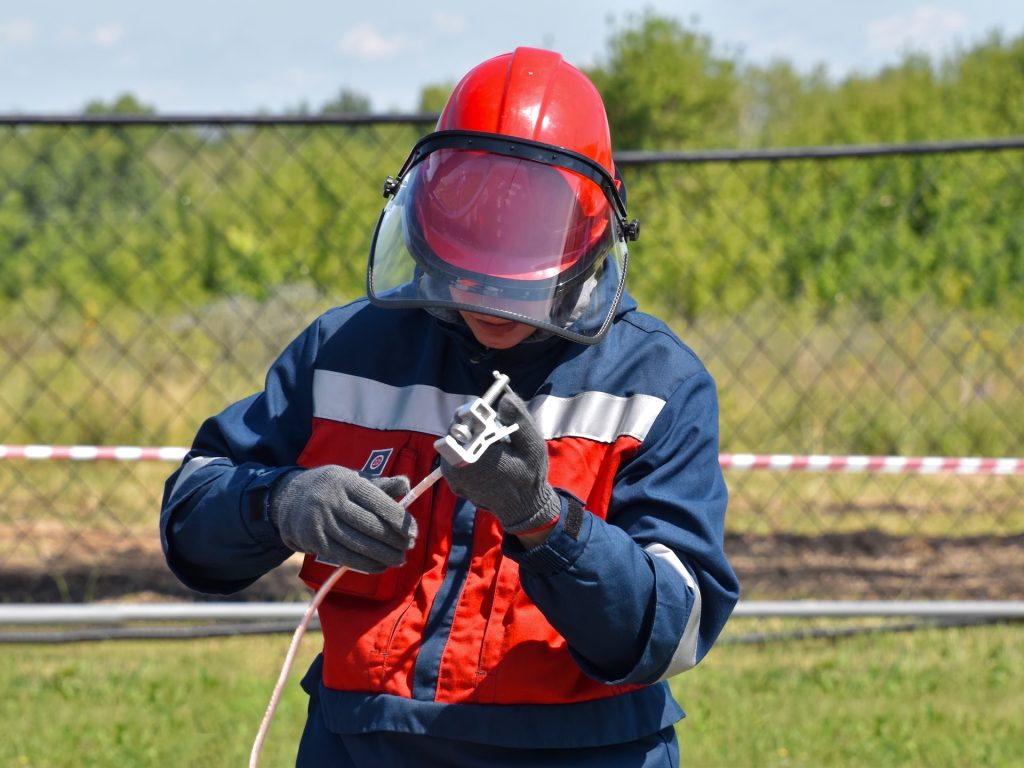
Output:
left=2, top=525, right=1023, bottom=603
left=725, top=530, right=1024, bottom=600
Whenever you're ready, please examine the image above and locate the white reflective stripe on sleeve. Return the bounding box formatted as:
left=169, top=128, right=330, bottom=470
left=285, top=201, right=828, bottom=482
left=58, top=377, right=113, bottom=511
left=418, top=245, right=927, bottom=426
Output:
left=313, top=370, right=466, bottom=436
left=644, top=542, right=702, bottom=679
left=530, top=391, right=665, bottom=443
left=169, top=455, right=223, bottom=500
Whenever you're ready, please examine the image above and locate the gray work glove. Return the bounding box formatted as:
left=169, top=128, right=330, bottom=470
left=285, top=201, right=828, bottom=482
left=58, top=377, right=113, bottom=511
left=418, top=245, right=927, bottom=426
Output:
left=268, top=465, right=417, bottom=573
left=440, top=391, right=560, bottom=534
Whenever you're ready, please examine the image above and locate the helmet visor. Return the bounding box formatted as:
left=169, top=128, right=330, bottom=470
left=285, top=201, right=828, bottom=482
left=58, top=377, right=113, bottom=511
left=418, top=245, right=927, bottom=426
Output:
left=367, top=135, right=630, bottom=344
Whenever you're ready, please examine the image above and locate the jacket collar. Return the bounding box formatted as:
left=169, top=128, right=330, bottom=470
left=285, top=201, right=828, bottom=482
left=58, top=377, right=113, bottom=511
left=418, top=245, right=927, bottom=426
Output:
left=430, top=288, right=635, bottom=395
left=432, top=314, right=568, bottom=396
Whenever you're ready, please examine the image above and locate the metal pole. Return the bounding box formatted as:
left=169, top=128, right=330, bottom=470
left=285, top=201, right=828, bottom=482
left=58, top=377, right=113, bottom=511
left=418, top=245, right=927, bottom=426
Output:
left=733, top=600, right=1024, bottom=618
left=4, top=600, right=1024, bottom=625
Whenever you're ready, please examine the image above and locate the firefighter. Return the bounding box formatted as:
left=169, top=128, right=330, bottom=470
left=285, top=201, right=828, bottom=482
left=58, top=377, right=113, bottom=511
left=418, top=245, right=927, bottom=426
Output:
left=161, top=47, right=739, bottom=767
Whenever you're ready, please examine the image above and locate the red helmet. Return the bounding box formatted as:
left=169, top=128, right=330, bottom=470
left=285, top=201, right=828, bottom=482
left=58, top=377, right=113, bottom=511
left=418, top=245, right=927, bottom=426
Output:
left=367, top=47, right=639, bottom=344
left=436, top=45, right=617, bottom=217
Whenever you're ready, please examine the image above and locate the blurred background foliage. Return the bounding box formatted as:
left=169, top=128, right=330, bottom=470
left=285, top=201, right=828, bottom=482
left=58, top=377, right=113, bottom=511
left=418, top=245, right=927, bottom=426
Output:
left=2, top=12, right=1021, bottom=317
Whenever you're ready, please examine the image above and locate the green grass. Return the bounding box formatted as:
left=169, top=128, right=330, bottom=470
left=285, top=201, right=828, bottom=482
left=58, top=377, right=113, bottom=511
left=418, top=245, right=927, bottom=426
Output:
left=683, top=619, right=1024, bottom=767
left=1, top=631, right=320, bottom=768
left=2, top=620, right=1021, bottom=767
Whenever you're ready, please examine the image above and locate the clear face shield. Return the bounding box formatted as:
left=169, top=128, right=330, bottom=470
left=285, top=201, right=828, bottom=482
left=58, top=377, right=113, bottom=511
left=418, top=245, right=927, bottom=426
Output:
left=367, top=131, right=639, bottom=344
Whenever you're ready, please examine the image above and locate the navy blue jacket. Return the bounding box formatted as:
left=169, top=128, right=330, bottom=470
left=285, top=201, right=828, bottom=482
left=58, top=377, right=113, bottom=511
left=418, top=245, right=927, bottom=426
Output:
left=161, top=292, right=739, bottom=749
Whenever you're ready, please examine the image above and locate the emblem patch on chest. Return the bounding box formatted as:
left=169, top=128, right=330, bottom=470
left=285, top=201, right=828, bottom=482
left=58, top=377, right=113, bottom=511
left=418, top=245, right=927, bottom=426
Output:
left=360, top=447, right=394, bottom=477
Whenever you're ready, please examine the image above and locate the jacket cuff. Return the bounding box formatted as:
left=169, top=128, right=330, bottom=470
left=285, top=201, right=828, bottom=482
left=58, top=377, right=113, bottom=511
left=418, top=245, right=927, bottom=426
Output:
left=501, top=490, right=591, bottom=575
left=241, top=466, right=300, bottom=547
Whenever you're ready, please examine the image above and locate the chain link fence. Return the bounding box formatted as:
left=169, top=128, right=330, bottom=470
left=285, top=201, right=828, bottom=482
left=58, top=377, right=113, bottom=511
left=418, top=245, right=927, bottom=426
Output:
left=1, top=117, right=1021, bottom=605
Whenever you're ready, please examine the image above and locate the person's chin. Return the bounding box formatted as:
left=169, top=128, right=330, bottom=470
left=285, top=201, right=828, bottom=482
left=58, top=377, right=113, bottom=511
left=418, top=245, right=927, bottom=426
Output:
left=465, top=316, right=531, bottom=349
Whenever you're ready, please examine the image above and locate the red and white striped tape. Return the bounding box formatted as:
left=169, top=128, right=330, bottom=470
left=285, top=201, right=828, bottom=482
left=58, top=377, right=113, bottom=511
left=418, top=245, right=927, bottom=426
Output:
left=1, top=445, right=1022, bottom=475
left=0, top=445, right=188, bottom=462
left=719, top=453, right=1023, bottom=475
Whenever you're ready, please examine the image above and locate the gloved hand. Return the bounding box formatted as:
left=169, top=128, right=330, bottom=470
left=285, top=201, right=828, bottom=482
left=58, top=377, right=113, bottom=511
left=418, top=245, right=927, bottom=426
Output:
left=268, top=465, right=417, bottom=573
left=440, top=390, right=560, bottom=535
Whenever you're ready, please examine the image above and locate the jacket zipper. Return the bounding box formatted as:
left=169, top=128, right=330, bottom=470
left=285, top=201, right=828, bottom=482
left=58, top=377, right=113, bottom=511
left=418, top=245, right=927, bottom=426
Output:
left=383, top=456, right=441, bottom=661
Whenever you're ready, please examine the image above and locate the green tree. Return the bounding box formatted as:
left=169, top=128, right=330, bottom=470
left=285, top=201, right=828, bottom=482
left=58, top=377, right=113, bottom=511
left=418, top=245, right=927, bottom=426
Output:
left=945, top=31, right=1024, bottom=137
left=417, top=83, right=453, bottom=114
left=737, top=60, right=831, bottom=147
left=320, top=88, right=372, bottom=115
left=83, top=93, right=155, bottom=114
left=586, top=12, right=740, bottom=150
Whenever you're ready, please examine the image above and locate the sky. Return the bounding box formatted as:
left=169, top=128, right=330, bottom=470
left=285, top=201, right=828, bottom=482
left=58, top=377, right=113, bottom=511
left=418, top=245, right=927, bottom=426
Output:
left=2, top=1, right=1023, bottom=114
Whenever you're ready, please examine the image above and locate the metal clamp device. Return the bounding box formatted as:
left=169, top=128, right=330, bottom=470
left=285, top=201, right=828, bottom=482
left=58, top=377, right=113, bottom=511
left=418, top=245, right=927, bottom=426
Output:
left=433, top=370, right=519, bottom=467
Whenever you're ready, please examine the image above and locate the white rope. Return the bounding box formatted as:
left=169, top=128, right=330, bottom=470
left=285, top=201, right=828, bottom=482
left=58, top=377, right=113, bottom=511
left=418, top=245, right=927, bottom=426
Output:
left=248, top=564, right=346, bottom=767
left=248, top=466, right=442, bottom=768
